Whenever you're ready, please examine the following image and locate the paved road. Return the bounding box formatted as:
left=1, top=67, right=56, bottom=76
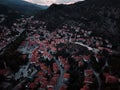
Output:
left=74, top=41, right=101, bottom=90
left=74, top=42, right=99, bottom=53
left=75, top=42, right=93, bottom=50
left=13, top=80, right=26, bottom=90
left=54, top=57, right=65, bottom=90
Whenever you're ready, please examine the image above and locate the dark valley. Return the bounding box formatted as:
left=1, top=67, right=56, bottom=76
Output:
left=0, top=0, right=120, bottom=90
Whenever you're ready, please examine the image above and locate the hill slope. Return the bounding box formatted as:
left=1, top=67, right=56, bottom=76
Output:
left=0, top=4, right=22, bottom=27
left=0, top=0, right=48, bottom=15
left=39, top=0, right=120, bottom=46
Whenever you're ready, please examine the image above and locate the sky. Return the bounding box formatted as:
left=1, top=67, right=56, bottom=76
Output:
left=24, top=0, right=84, bottom=6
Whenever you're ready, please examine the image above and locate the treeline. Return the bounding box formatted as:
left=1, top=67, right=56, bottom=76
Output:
left=0, top=30, right=28, bottom=72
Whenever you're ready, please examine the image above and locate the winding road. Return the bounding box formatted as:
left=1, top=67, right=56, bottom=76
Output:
left=74, top=41, right=101, bottom=90
left=54, top=57, right=65, bottom=90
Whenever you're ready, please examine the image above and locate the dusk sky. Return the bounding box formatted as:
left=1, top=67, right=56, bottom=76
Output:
left=24, top=0, right=84, bottom=6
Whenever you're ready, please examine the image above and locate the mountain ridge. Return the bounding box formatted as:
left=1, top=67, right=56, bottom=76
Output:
left=0, top=0, right=48, bottom=15
left=0, top=4, right=22, bottom=28
left=39, top=0, right=120, bottom=46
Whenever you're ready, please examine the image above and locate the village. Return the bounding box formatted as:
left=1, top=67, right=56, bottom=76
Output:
left=0, top=15, right=120, bottom=90
left=0, top=14, right=29, bottom=53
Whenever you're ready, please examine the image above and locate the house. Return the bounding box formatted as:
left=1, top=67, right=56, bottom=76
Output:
left=40, top=64, right=48, bottom=73
left=84, top=76, right=93, bottom=84
left=53, top=63, right=59, bottom=73
left=103, top=73, right=118, bottom=84
left=78, top=61, right=84, bottom=67
left=42, top=51, right=53, bottom=61
left=83, top=55, right=91, bottom=63
left=53, top=74, right=60, bottom=77
left=73, top=55, right=83, bottom=62
left=34, top=77, right=41, bottom=83
left=37, top=71, right=45, bottom=77
left=29, top=82, right=36, bottom=90
left=58, top=56, right=68, bottom=67
left=64, top=64, right=70, bottom=71
left=39, top=77, right=47, bottom=85
left=47, top=68, right=52, bottom=76
left=47, top=87, right=54, bottom=90
left=51, top=77, right=58, bottom=84
left=40, top=80, right=48, bottom=89
left=84, top=69, right=93, bottom=77
left=47, top=80, right=56, bottom=88
left=60, top=85, right=67, bottom=90
left=0, top=69, right=9, bottom=76
left=63, top=73, right=70, bottom=81
left=50, top=46, right=57, bottom=54
left=80, top=84, right=90, bottom=90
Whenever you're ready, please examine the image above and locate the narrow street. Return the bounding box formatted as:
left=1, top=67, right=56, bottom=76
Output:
left=93, top=71, right=101, bottom=90
left=75, top=41, right=102, bottom=90
left=74, top=42, right=99, bottom=53
left=54, top=57, right=65, bottom=90
left=75, top=42, right=93, bottom=51
left=12, top=80, right=26, bottom=90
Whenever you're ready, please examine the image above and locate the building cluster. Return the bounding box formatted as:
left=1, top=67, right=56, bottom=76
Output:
left=0, top=17, right=119, bottom=90
left=0, top=14, right=28, bottom=52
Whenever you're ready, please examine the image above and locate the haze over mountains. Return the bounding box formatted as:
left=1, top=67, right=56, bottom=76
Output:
left=0, top=0, right=48, bottom=15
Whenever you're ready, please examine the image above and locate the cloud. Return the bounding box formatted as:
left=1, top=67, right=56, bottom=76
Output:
left=56, top=0, right=81, bottom=3
left=24, top=0, right=84, bottom=5
left=24, top=0, right=33, bottom=3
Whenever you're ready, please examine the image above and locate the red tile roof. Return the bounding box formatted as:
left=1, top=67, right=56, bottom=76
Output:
left=60, top=85, right=67, bottom=90
left=34, top=78, right=41, bottom=83
left=73, top=55, right=83, bottom=61
left=53, top=63, right=59, bottom=72
left=53, top=74, right=60, bottom=77
left=51, top=77, right=58, bottom=83
left=64, top=73, right=70, bottom=79
left=64, top=64, right=70, bottom=71
left=40, top=77, right=47, bottom=83
left=83, top=55, right=91, bottom=62
left=50, top=46, right=57, bottom=52
left=80, top=84, right=90, bottom=90
left=104, top=73, right=118, bottom=84
left=78, top=61, right=84, bottom=67
left=40, top=80, right=48, bottom=88
left=37, top=71, right=45, bottom=77
left=84, top=76, right=93, bottom=84
left=48, top=87, right=54, bottom=90
left=0, top=69, right=9, bottom=75
left=48, top=81, right=56, bottom=86
left=29, top=82, right=36, bottom=89
left=84, top=69, right=93, bottom=76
